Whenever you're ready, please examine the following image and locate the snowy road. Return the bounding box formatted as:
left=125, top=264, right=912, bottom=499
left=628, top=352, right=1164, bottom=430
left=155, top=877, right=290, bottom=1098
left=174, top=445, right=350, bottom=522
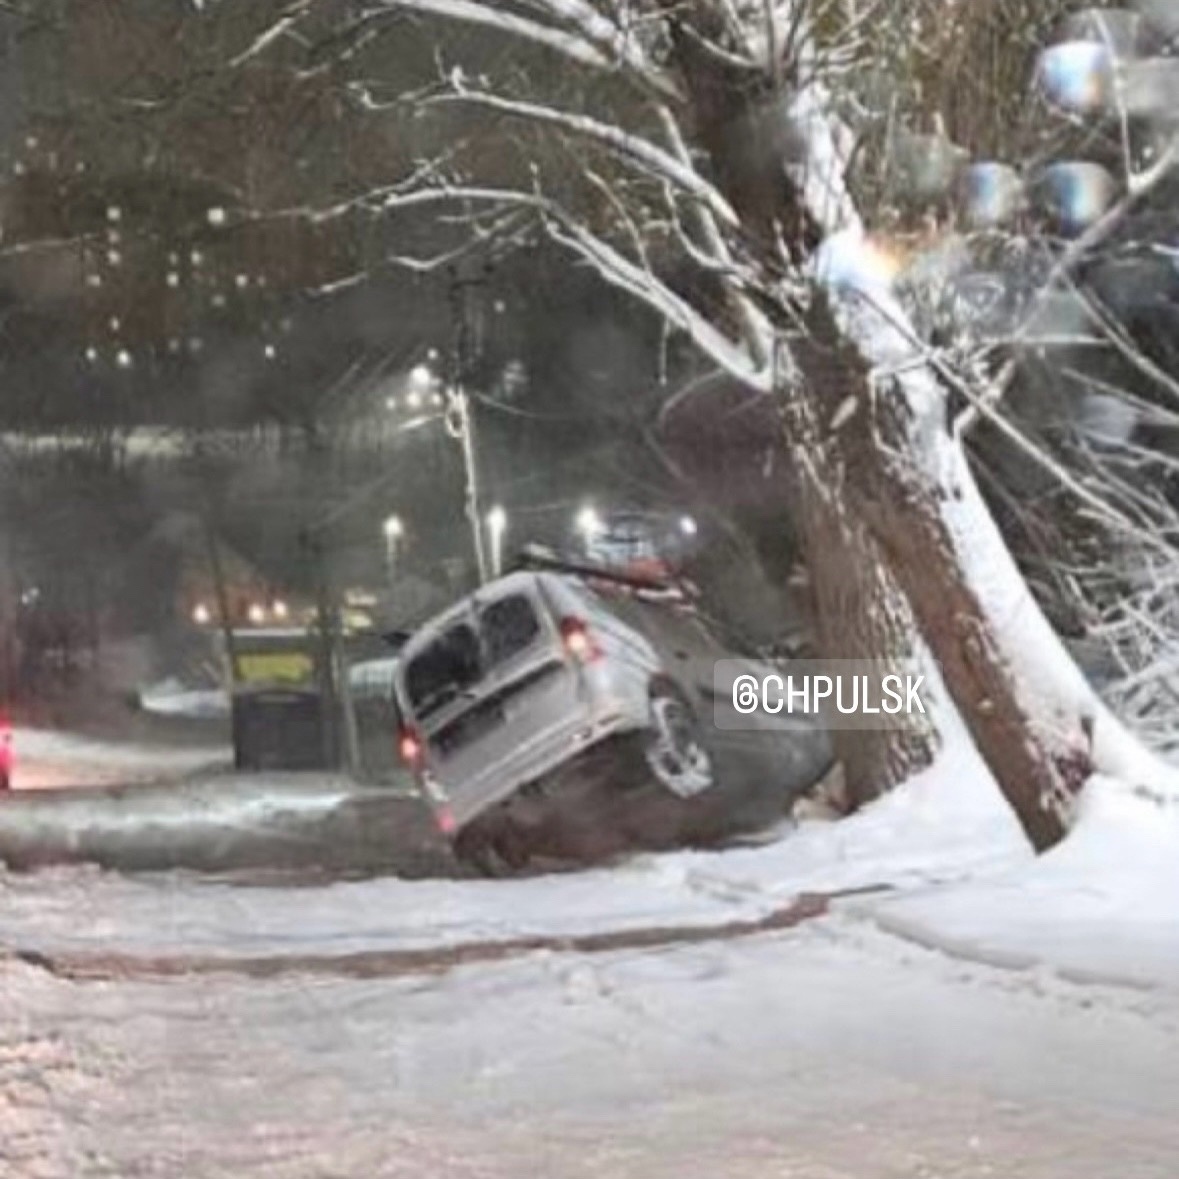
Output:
left=3, top=733, right=1179, bottom=1176
left=4, top=912, right=1178, bottom=1179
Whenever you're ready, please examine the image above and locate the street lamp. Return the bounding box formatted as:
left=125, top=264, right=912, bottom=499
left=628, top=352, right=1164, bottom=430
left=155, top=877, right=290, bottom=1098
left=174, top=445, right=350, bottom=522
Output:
left=383, top=515, right=404, bottom=590
left=408, top=363, right=434, bottom=392
left=575, top=505, right=604, bottom=544
left=486, top=505, right=508, bottom=579
left=678, top=515, right=698, bottom=537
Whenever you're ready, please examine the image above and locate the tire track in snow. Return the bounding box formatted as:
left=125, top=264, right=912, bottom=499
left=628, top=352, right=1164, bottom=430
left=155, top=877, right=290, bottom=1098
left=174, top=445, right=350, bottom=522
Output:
left=7, top=889, right=892, bottom=984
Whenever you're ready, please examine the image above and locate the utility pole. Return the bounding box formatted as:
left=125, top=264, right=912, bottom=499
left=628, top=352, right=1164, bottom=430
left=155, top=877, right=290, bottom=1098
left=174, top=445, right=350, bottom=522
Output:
left=448, top=263, right=493, bottom=585
left=446, top=387, right=488, bottom=584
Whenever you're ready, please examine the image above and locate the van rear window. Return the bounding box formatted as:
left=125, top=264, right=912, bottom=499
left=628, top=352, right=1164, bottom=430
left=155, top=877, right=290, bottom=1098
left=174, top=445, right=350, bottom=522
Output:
left=481, top=594, right=540, bottom=665
left=405, top=623, right=481, bottom=718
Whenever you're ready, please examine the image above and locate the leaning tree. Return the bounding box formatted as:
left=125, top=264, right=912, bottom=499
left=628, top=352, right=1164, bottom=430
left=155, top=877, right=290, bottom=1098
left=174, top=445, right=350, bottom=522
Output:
left=11, top=1, right=1177, bottom=844
left=247, top=0, right=1179, bottom=849
left=335, top=0, right=1179, bottom=848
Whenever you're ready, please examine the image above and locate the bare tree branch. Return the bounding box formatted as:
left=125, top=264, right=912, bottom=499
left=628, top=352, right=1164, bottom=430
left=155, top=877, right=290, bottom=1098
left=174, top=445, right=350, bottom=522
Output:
left=365, top=0, right=682, bottom=100
left=229, top=0, right=315, bottom=69
left=368, top=182, right=767, bottom=385
left=433, top=85, right=739, bottom=227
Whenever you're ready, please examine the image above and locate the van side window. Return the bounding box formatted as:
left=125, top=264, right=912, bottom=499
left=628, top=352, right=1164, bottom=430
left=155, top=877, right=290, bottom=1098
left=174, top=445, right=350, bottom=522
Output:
left=481, top=594, right=540, bottom=666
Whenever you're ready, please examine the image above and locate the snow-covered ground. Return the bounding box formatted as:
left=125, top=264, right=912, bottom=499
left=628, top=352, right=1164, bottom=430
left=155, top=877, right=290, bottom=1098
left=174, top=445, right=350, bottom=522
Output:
left=138, top=678, right=230, bottom=720
left=6, top=912, right=1179, bottom=1179
left=4, top=732, right=1179, bottom=1176
left=0, top=738, right=1023, bottom=963
left=12, top=727, right=230, bottom=791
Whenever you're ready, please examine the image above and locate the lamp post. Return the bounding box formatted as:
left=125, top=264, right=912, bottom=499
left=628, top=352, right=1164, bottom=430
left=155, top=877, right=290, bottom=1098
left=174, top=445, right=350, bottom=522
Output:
left=383, top=515, right=404, bottom=591
left=486, top=505, right=508, bottom=579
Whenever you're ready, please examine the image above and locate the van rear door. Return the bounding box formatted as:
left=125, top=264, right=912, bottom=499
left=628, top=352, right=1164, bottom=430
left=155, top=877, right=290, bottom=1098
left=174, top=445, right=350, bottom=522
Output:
left=405, top=579, right=588, bottom=821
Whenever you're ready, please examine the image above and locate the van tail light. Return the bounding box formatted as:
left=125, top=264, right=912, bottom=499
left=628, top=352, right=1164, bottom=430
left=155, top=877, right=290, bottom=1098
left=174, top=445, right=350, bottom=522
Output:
left=0, top=715, right=11, bottom=773
left=397, top=726, right=425, bottom=770
left=559, top=615, right=602, bottom=663
left=436, top=804, right=457, bottom=836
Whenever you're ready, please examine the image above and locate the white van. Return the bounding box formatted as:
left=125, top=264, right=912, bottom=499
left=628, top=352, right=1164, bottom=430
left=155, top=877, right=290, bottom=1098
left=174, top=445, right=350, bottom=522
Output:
left=392, top=567, right=830, bottom=866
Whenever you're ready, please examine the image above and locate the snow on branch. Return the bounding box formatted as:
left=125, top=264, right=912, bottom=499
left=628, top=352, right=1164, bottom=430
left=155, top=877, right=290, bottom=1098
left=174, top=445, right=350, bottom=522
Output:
left=784, top=81, right=861, bottom=238
left=653, top=103, right=775, bottom=368
left=544, top=205, right=772, bottom=389
left=528, top=0, right=658, bottom=75
left=365, top=0, right=680, bottom=99
left=229, top=1, right=313, bottom=69
left=434, top=86, right=740, bottom=228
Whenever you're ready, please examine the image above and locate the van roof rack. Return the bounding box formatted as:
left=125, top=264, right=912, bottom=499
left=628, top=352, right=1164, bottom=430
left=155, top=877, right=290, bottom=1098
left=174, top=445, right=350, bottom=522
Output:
left=512, top=543, right=688, bottom=596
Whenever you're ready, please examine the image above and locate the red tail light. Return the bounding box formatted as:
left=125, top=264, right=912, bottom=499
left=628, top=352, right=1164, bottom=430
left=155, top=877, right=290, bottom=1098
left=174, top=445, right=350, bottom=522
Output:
left=0, top=716, right=12, bottom=773
left=398, top=726, right=425, bottom=769
left=559, top=615, right=602, bottom=662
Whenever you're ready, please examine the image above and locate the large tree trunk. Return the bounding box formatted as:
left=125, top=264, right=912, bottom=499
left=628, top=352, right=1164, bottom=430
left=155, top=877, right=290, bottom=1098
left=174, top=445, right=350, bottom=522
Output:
left=670, top=45, right=941, bottom=809
left=671, top=37, right=1088, bottom=846
left=799, top=299, right=1082, bottom=850
left=781, top=382, right=936, bottom=806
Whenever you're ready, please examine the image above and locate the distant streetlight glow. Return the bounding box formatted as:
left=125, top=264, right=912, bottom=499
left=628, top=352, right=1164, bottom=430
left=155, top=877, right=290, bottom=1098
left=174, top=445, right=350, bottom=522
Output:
left=247, top=603, right=266, bottom=626
left=679, top=515, right=698, bottom=537
left=272, top=600, right=289, bottom=621
left=487, top=506, right=508, bottom=578
left=575, top=505, right=604, bottom=541
left=408, top=363, right=434, bottom=391
left=192, top=603, right=211, bottom=625
left=383, top=515, right=405, bottom=591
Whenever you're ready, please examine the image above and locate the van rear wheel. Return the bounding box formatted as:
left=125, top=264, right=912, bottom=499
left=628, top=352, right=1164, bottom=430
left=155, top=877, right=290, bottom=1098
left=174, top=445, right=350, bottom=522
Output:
left=642, top=682, right=714, bottom=799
